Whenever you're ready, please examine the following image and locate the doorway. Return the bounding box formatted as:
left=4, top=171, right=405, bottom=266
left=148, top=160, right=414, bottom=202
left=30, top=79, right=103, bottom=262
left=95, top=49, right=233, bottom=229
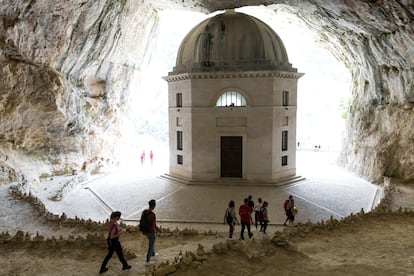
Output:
left=220, top=136, right=242, bottom=178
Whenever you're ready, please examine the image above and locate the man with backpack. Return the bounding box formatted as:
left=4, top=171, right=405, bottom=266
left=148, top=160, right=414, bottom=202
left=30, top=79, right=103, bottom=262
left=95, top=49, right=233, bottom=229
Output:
left=140, top=199, right=161, bottom=265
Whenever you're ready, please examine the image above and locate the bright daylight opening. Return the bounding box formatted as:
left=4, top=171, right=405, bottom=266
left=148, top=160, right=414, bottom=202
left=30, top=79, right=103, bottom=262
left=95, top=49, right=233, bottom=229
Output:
left=120, top=6, right=351, bottom=174
left=216, top=91, right=247, bottom=107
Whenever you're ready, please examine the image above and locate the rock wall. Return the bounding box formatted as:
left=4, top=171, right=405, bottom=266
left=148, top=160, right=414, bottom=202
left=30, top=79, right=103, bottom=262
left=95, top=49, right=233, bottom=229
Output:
left=196, top=0, right=414, bottom=183
left=0, top=0, right=159, bottom=181
left=290, top=0, right=414, bottom=182
left=0, top=0, right=413, bottom=183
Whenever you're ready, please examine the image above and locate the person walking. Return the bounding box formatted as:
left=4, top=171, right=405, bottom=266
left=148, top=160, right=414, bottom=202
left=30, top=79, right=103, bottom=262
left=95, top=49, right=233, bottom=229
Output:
left=283, top=195, right=296, bottom=226
left=254, top=197, right=263, bottom=229
left=224, top=200, right=239, bottom=238
left=143, top=199, right=161, bottom=265
left=260, top=201, right=269, bottom=234
left=149, top=150, right=154, bottom=165
left=140, top=150, right=146, bottom=165
left=99, top=211, right=131, bottom=273
left=247, top=195, right=255, bottom=214
left=239, top=198, right=253, bottom=240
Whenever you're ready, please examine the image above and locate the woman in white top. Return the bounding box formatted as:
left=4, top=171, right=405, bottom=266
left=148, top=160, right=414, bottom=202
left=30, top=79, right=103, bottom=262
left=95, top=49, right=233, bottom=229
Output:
left=259, top=201, right=270, bottom=234
left=254, top=197, right=263, bottom=229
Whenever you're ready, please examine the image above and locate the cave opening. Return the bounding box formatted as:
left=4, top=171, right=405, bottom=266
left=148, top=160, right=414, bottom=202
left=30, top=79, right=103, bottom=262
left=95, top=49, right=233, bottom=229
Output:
left=123, top=7, right=351, bottom=176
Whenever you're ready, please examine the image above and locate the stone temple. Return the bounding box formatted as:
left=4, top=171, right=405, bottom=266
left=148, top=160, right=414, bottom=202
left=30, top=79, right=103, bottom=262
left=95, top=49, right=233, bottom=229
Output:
left=164, top=11, right=303, bottom=183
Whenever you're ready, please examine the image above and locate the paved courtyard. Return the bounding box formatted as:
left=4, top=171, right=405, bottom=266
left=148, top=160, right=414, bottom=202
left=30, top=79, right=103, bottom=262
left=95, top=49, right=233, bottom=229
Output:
left=83, top=151, right=381, bottom=231
left=0, top=151, right=383, bottom=237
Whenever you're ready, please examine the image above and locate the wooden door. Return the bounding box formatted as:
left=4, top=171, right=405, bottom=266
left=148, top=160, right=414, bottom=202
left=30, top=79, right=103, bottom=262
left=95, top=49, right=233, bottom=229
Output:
left=220, top=136, right=242, bottom=178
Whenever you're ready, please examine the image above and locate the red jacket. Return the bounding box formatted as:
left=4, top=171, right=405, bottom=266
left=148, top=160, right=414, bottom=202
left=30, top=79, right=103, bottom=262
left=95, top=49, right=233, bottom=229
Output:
left=239, top=204, right=252, bottom=223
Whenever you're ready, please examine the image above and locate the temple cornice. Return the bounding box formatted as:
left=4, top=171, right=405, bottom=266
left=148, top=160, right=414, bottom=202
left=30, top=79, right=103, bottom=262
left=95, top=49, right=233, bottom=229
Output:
left=163, top=71, right=304, bottom=82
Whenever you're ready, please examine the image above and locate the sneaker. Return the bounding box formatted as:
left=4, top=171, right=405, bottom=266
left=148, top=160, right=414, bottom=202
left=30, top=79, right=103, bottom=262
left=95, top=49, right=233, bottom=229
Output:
left=99, top=267, right=108, bottom=274
left=145, top=260, right=155, bottom=266
left=248, top=233, right=253, bottom=239
left=152, top=252, right=159, bottom=257
left=122, top=265, right=132, bottom=270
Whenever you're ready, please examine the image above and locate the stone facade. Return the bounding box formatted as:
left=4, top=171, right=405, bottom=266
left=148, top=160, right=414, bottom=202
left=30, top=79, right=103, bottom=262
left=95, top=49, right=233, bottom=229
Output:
left=164, top=11, right=303, bottom=182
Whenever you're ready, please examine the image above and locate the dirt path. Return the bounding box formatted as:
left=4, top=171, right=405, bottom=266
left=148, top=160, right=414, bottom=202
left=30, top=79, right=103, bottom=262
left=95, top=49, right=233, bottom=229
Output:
left=0, top=184, right=413, bottom=275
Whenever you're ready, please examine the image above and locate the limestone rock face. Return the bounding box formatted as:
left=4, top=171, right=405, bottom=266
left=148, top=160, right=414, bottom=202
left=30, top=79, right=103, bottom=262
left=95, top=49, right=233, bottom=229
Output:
left=0, top=0, right=157, bottom=181
left=0, top=0, right=413, bottom=183
left=287, top=0, right=414, bottom=182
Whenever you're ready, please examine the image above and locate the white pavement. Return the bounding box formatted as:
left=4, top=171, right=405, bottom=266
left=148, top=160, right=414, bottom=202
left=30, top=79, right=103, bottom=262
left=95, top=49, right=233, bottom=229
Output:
left=83, top=151, right=381, bottom=227
left=0, top=151, right=382, bottom=236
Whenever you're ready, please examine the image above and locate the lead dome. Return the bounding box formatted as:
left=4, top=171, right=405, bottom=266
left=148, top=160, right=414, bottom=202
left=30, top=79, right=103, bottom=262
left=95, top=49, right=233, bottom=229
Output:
left=171, top=10, right=296, bottom=74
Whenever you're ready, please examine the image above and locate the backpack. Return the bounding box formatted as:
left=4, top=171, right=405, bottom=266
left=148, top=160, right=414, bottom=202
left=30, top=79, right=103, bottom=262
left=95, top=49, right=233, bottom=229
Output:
left=139, top=210, right=149, bottom=233
left=283, top=200, right=289, bottom=210
left=256, top=207, right=264, bottom=222
left=225, top=209, right=233, bottom=224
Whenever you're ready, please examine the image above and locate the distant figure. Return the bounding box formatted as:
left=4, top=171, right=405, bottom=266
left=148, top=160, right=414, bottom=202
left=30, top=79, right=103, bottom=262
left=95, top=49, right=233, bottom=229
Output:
left=254, top=197, right=263, bottom=229
left=149, top=150, right=154, bottom=165
left=239, top=198, right=253, bottom=240
left=99, top=211, right=131, bottom=273
left=140, top=150, right=146, bottom=165
left=247, top=195, right=254, bottom=214
left=260, top=201, right=269, bottom=234
left=143, top=199, right=161, bottom=265
left=283, top=195, right=296, bottom=226
left=224, top=200, right=239, bottom=238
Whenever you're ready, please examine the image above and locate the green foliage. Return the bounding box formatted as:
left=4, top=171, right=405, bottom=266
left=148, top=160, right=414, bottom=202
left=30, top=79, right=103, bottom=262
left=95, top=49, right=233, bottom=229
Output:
left=339, top=98, right=349, bottom=120
left=152, top=8, right=158, bottom=20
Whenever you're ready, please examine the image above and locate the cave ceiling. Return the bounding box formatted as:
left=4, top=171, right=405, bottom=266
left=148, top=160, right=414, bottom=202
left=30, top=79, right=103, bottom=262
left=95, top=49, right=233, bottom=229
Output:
left=0, top=0, right=413, bottom=183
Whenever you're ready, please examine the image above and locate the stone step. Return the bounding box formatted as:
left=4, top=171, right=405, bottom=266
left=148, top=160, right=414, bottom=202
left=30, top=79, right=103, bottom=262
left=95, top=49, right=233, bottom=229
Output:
left=159, top=174, right=305, bottom=187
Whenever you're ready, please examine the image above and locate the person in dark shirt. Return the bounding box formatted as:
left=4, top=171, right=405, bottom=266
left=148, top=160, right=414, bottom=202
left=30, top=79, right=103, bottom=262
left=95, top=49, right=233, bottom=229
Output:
left=144, top=199, right=161, bottom=265
left=99, top=211, right=131, bottom=273
left=224, top=200, right=239, bottom=239
left=247, top=195, right=255, bottom=213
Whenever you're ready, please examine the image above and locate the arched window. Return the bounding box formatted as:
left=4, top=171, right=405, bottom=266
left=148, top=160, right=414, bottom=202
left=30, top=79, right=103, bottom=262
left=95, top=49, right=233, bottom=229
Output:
left=216, top=91, right=247, bottom=107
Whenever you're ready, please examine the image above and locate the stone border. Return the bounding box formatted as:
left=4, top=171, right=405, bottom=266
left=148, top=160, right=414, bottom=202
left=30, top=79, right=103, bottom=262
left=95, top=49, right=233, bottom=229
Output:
left=3, top=180, right=413, bottom=276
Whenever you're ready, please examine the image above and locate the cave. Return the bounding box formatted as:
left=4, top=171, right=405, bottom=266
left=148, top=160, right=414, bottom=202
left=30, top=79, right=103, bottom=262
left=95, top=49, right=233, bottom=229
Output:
left=1, top=1, right=414, bottom=275
left=0, top=1, right=413, bottom=186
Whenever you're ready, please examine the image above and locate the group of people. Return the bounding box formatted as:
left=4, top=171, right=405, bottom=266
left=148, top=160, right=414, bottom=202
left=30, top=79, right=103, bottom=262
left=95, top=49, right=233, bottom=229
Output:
left=140, top=150, right=154, bottom=165
left=224, top=195, right=297, bottom=239
left=99, top=199, right=160, bottom=274
left=99, top=195, right=297, bottom=273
